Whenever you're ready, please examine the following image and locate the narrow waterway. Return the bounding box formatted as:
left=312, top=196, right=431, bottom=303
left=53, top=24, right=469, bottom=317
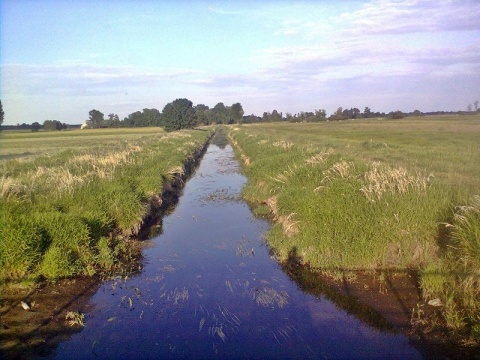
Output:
left=51, top=133, right=422, bottom=359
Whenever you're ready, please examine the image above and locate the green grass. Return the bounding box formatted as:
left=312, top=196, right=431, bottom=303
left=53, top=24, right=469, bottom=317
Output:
left=0, top=127, right=213, bottom=282
left=227, top=114, right=480, bottom=340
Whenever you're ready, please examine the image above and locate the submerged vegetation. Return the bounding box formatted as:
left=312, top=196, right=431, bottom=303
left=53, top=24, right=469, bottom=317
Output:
left=0, top=127, right=213, bottom=283
left=227, top=115, right=480, bottom=341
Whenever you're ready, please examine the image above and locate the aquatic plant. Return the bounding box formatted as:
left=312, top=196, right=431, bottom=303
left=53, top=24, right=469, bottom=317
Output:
left=65, top=311, right=85, bottom=327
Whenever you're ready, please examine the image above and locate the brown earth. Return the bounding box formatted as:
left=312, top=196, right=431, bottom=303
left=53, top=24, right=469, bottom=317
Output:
left=1, top=277, right=100, bottom=359
left=282, top=255, right=480, bottom=360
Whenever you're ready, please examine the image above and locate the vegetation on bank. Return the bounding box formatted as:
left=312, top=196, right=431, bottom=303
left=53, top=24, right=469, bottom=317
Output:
left=227, top=115, right=480, bottom=341
left=0, top=127, right=213, bottom=283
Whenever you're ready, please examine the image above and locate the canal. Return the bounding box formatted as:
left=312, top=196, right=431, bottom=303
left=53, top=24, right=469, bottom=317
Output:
left=51, top=132, right=422, bottom=359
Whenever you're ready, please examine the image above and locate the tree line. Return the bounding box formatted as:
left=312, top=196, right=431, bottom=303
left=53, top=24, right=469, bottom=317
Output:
left=85, top=100, right=245, bottom=131
left=1, top=96, right=480, bottom=132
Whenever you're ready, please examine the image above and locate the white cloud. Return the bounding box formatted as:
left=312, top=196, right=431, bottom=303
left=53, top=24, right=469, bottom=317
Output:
left=1, top=63, right=199, bottom=97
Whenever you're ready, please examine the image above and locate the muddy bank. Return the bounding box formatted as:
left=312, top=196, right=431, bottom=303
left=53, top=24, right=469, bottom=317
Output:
left=281, top=253, right=480, bottom=359
left=0, top=132, right=214, bottom=360
left=0, top=278, right=100, bottom=359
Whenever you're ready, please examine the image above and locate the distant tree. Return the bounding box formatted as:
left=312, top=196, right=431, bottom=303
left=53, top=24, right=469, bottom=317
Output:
left=262, top=111, right=270, bottom=122
left=43, top=120, right=64, bottom=131
left=314, top=109, right=326, bottom=121
left=103, top=113, right=121, bottom=128
left=388, top=111, right=405, bottom=119
left=211, top=102, right=228, bottom=124
left=0, top=99, right=4, bottom=129
left=124, top=111, right=145, bottom=127
left=88, top=109, right=104, bottom=128
left=230, top=103, right=244, bottom=124
left=195, top=104, right=211, bottom=125
left=363, top=107, right=372, bottom=118
left=467, top=104, right=472, bottom=112
left=136, top=108, right=162, bottom=127
left=242, top=114, right=261, bottom=124
left=161, top=98, right=197, bottom=132
left=413, top=110, right=422, bottom=117
left=31, top=122, right=41, bottom=132
left=474, top=100, right=479, bottom=111
left=352, top=108, right=360, bottom=119
left=329, top=107, right=347, bottom=121
left=271, top=109, right=283, bottom=122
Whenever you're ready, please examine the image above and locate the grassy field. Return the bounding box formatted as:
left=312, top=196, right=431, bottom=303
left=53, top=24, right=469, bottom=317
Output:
left=227, top=114, right=480, bottom=340
left=0, top=127, right=213, bottom=282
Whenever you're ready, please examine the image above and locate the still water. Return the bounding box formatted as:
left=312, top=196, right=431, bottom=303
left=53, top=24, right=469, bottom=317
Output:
left=52, top=133, right=421, bottom=359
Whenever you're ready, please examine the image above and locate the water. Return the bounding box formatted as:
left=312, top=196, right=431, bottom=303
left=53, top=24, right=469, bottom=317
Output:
left=52, top=134, right=422, bottom=359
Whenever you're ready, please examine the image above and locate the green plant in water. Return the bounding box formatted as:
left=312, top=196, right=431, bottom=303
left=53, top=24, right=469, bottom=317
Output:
left=65, top=311, right=85, bottom=327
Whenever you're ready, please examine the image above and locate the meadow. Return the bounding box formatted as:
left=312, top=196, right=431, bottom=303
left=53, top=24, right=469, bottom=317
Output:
left=0, top=127, right=213, bottom=282
left=227, top=115, right=480, bottom=341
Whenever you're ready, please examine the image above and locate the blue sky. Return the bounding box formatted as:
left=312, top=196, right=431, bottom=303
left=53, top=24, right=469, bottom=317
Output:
left=1, top=0, right=479, bottom=124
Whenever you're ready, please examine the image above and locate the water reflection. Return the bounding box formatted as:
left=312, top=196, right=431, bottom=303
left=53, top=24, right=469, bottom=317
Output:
left=52, top=131, right=421, bottom=359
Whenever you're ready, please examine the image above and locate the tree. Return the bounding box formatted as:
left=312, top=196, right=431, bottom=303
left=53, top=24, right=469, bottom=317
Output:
left=43, top=120, right=65, bottom=131
left=31, top=122, right=41, bottom=132
left=474, top=100, right=479, bottom=111
left=270, top=109, right=282, bottom=122
left=142, top=108, right=162, bottom=126
left=352, top=108, right=360, bottom=119
left=88, top=109, right=104, bottom=128
left=467, top=104, right=472, bottom=112
left=211, top=102, right=228, bottom=124
left=388, top=110, right=405, bottom=119
left=124, top=111, right=145, bottom=127
left=313, top=109, right=326, bottom=121
left=363, top=107, right=372, bottom=118
left=0, top=99, right=4, bottom=130
left=229, top=103, right=244, bottom=124
left=413, top=110, right=422, bottom=117
left=194, top=104, right=211, bottom=125
left=161, top=98, right=197, bottom=132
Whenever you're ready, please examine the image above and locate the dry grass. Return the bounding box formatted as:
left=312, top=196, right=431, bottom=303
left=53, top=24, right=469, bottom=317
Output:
left=360, top=162, right=432, bottom=202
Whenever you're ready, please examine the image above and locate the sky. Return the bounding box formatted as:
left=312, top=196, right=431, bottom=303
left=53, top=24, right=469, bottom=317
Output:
left=1, top=0, right=479, bottom=125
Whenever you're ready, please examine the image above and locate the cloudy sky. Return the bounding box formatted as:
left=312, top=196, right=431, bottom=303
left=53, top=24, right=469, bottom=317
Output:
left=1, top=0, right=479, bottom=125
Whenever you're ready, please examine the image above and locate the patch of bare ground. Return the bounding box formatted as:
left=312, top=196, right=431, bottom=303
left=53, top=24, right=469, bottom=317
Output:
left=282, top=252, right=479, bottom=360
left=1, top=277, right=100, bottom=359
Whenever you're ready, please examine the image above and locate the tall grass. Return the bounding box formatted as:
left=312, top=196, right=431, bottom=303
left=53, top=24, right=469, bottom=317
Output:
left=227, top=115, right=480, bottom=340
left=0, top=127, right=213, bottom=282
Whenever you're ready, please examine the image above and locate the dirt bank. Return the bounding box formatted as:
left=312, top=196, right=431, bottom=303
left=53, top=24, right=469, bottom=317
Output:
left=281, top=254, right=480, bottom=360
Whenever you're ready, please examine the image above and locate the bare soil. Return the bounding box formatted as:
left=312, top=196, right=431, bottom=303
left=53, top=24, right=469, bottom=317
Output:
left=1, top=277, right=100, bottom=359
left=319, top=271, right=480, bottom=359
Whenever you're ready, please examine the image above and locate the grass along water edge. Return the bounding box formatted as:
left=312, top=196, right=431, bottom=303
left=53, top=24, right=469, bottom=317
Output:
left=0, top=127, right=214, bottom=283
left=227, top=116, right=480, bottom=342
